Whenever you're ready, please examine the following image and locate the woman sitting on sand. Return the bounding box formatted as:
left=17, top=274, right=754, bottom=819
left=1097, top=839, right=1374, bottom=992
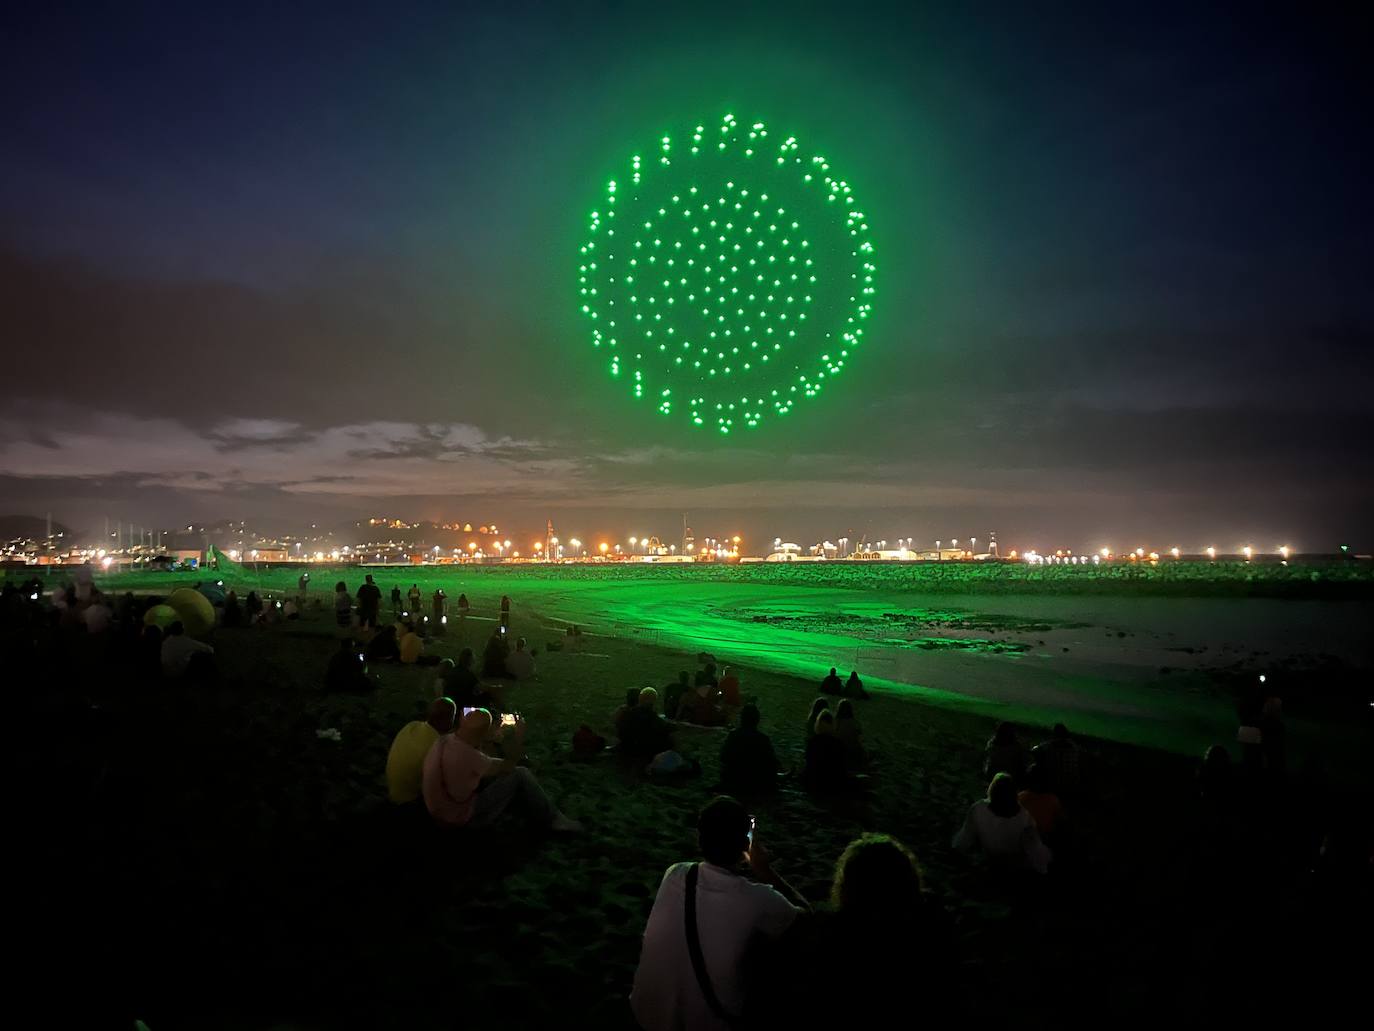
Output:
left=983, top=722, right=1029, bottom=781
left=802, top=711, right=854, bottom=793
left=805, top=698, right=830, bottom=740
left=843, top=670, right=869, bottom=700
left=952, top=772, right=1051, bottom=874
left=784, top=834, right=954, bottom=1022
left=834, top=699, right=867, bottom=770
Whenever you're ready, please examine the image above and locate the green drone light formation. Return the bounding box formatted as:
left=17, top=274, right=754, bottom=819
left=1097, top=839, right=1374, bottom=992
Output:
left=578, top=114, right=876, bottom=434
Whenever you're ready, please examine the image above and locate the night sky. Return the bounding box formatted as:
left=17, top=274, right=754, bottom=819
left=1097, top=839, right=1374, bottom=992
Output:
left=3, top=2, right=1371, bottom=550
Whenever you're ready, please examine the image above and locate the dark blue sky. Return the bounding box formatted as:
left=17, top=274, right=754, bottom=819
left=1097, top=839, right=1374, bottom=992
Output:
left=2, top=2, right=1370, bottom=550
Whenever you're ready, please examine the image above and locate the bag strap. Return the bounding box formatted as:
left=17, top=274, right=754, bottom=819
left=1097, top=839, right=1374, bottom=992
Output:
left=685, top=863, right=736, bottom=1025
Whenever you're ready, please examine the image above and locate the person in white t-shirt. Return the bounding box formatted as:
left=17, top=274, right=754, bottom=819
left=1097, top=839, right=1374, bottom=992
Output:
left=505, top=637, right=536, bottom=680
left=952, top=772, right=1051, bottom=874
left=160, top=621, right=214, bottom=679
left=82, top=595, right=113, bottom=634
left=632, top=797, right=809, bottom=1030
left=421, top=708, right=580, bottom=832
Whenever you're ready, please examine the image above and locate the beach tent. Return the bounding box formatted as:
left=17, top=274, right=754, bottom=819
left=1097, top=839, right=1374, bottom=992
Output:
left=168, top=587, right=216, bottom=637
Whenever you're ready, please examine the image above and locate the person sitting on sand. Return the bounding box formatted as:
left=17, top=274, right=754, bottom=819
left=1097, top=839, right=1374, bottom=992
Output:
left=663, top=670, right=691, bottom=719
left=1031, top=723, right=1083, bottom=798
left=842, top=670, right=869, bottom=700
left=679, top=679, right=727, bottom=727
left=366, top=624, right=401, bottom=664
left=441, top=647, right=494, bottom=710
left=386, top=697, right=456, bottom=804
left=613, top=687, right=640, bottom=740
left=631, top=797, right=808, bottom=1031
left=820, top=667, right=844, bottom=695
left=620, top=687, right=674, bottom=759
left=245, top=591, right=263, bottom=622
left=160, top=621, right=214, bottom=679
left=833, top=698, right=867, bottom=770
left=326, top=638, right=375, bottom=693
left=805, top=698, right=831, bottom=740
left=223, top=590, right=243, bottom=628
left=399, top=623, right=425, bottom=664
left=719, top=703, right=780, bottom=795
left=505, top=636, right=536, bottom=680
left=422, top=707, right=581, bottom=832
left=718, top=666, right=742, bottom=708
left=1017, top=763, right=1066, bottom=847
left=802, top=711, right=856, bottom=793
left=789, top=834, right=955, bottom=1023
left=952, top=772, right=1051, bottom=874
left=984, top=722, right=1030, bottom=781
left=482, top=627, right=511, bottom=678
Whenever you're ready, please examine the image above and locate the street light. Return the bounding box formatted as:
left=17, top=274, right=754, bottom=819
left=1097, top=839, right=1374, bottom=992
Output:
left=1206, top=546, right=1216, bottom=560
left=599, top=542, right=609, bottom=555
left=1242, top=546, right=1252, bottom=560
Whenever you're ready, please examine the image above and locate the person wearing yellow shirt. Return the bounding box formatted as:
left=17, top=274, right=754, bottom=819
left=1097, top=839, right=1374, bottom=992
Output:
left=386, top=698, right=456, bottom=804
left=399, top=624, right=425, bottom=664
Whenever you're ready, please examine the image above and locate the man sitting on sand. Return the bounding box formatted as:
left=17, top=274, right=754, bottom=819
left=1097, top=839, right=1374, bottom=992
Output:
left=326, top=638, right=375, bottom=693
left=161, top=621, right=214, bottom=679
left=663, top=670, right=691, bottom=720
left=632, top=797, right=808, bottom=1030
left=386, top=698, right=456, bottom=804
left=620, top=686, right=674, bottom=760
left=820, top=667, right=844, bottom=695
left=505, top=636, right=536, bottom=680
left=422, top=708, right=581, bottom=832
left=718, top=703, right=780, bottom=795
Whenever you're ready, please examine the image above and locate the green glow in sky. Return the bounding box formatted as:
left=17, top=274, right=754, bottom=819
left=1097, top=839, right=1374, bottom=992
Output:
left=579, top=114, right=876, bottom=434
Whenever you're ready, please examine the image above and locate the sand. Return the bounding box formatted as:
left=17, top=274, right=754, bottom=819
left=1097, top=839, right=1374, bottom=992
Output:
left=24, top=567, right=1368, bottom=1027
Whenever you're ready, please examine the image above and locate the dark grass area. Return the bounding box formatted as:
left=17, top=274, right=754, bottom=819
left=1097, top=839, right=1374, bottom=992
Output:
left=14, top=599, right=1371, bottom=1029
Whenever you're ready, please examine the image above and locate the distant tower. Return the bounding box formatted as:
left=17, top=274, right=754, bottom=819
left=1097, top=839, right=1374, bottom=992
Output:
left=545, top=518, right=555, bottom=559
left=683, top=513, right=695, bottom=553
left=989, top=530, right=998, bottom=558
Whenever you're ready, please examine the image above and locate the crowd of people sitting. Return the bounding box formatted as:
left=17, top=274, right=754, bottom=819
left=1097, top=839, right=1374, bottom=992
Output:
left=9, top=568, right=1367, bottom=1027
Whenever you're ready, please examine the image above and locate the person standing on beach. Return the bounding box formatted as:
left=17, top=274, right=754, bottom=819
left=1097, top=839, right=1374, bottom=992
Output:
left=390, top=585, right=402, bottom=617
left=632, top=797, right=807, bottom=1030
left=407, top=583, right=422, bottom=614
left=356, top=575, right=382, bottom=629
left=500, top=594, right=512, bottom=629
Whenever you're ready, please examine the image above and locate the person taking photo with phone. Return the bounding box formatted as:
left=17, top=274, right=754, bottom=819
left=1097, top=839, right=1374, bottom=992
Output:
left=632, top=797, right=809, bottom=1030
left=422, top=707, right=581, bottom=832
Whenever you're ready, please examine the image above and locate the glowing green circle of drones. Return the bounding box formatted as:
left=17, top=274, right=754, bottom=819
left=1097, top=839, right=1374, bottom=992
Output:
left=578, top=114, right=876, bottom=434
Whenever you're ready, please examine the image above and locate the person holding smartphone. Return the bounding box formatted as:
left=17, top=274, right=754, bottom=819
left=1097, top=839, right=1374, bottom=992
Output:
left=632, top=797, right=809, bottom=1030
left=422, top=708, right=581, bottom=832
